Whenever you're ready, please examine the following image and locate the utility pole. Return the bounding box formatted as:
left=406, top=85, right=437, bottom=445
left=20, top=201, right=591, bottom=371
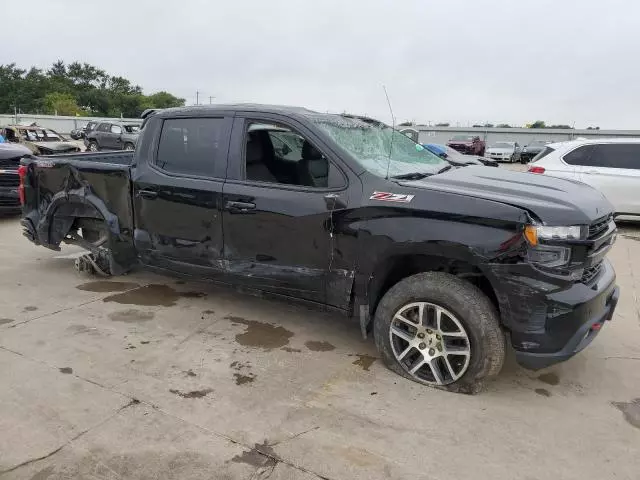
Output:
left=209, top=96, right=215, bottom=104
left=195, top=91, right=200, bottom=105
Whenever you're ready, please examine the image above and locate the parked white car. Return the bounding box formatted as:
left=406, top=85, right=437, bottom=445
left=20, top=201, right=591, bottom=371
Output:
left=485, top=141, right=521, bottom=163
left=528, top=138, right=640, bottom=219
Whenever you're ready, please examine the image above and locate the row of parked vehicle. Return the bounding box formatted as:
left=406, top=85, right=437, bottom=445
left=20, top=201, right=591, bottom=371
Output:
left=446, top=135, right=551, bottom=164
left=71, top=121, right=141, bottom=151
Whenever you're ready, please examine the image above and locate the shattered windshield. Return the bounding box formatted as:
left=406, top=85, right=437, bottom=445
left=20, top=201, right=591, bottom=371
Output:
left=311, top=115, right=448, bottom=178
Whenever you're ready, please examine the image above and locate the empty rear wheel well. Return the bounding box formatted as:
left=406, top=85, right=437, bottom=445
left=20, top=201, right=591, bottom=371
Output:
left=368, top=255, right=499, bottom=325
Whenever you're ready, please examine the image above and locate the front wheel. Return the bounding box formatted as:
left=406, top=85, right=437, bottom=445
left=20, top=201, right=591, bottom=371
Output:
left=88, top=141, right=99, bottom=152
left=373, top=272, right=505, bottom=394
left=123, top=142, right=134, bottom=151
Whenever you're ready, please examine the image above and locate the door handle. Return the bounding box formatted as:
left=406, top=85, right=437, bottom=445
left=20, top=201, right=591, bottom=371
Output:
left=324, top=193, right=347, bottom=210
left=137, top=189, right=158, bottom=199
left=225, top=200, right=256, bottom=212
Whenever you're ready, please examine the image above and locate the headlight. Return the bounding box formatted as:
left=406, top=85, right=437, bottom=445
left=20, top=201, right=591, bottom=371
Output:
left=524, top=225, right=585, bottom=269
left=524, top=225, right=583, bottom=246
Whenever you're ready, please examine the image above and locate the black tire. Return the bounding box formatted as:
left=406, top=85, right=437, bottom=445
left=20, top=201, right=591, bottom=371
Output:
left=373, top=272, right=505, bottom=394
left=123, top=142, right=134, bottom=151
left=88, top=141, right=99, bottom=152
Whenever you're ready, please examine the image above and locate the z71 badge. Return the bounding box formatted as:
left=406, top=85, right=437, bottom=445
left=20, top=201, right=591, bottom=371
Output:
left=370, top=191, right=415, bottom=203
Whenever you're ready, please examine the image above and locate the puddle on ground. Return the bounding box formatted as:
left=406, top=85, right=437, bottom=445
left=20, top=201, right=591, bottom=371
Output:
left=535, top=388, right=552, bottom=397
left=350, top=354, right=377, bottom=371
left=103, top=284, right=205, bottom=307
left=281, top=347, right=302, bottom=353
left=169, top=388, right=213, bottom=399
left=0, top=318, right=13, bottom=325
left=59, top=367, right=73, bottom=374
left=23, top=306, right=38, bottom=312
left=104, top=284, right=180, bottom=306
left=234, top=373, right=256, bottom=385
left=108, top=309, right=155, bottom=323
left=226, top=315, right=294, bottom=350
left=537, top=372, right=560, bottom=386
left=183, top=369, right=197, bottom=377
left=202, top=309, right=215, bottom=315
left=612, top=399, right=640, bottom=429
left=232, top=441, right=279, bottom=468
left=76, top=281, right=140, bottom=292
left=305, top=340, right=336, bottom=352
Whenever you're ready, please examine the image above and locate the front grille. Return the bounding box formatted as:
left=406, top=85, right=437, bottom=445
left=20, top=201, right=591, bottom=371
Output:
left=582, top=262, right=603, bottom=284
left=0, top=159, right=19, bottom=169
left=0, top=174, right=19, bottom=187
left=588, top=215, right=613, bottom=239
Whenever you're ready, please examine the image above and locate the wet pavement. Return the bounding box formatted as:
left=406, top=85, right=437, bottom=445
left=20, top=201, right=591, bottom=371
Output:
left=1, top=213, right=639, bottom=479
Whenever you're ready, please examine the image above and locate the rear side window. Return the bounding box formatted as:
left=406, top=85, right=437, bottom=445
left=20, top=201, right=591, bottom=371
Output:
left=156, top=118, right=228, bottom=177
left=110, top=125, right=122, bottom=134
left=563, top=145, right=596, bottom=166
left=589, top=144, right=640, bottom=169
left=531, top=146, right=555, bottom=163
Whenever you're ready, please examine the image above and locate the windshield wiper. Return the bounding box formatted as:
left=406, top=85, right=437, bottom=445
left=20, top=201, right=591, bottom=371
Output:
left=391, top=172, right=432, bottom=180
left=437, top=165, right=453, bottom=174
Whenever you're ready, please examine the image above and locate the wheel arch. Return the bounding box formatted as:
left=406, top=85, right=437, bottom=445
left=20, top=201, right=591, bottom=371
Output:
left=363, top=245, right=501, bottom=334
left=37, top=189, right=120, bottom=248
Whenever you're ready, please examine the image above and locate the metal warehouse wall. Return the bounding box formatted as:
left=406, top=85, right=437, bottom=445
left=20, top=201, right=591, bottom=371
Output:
left=410, top=126, right=640, bottom=146
left=0, top=114, right=142, bottom=134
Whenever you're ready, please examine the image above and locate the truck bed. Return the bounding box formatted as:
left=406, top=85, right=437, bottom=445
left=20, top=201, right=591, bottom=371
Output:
left=20, top=152, right=135, bottom=263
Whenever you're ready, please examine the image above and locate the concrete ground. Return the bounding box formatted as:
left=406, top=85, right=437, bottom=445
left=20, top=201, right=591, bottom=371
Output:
left=1, top=199, right=640, bottom=478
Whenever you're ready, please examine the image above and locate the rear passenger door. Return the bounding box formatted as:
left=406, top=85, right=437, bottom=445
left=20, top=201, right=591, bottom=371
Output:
left=132, top=114, right=233, bottom=277
left=579, top=143, right=640, bottom=215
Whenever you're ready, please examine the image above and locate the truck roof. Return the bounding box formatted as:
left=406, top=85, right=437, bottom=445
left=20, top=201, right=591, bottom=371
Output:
left=154, top=103, right=319, bottom=119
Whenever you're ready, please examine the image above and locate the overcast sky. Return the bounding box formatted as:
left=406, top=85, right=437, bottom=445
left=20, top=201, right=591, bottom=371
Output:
left=4, top=0, right=640, bottom=128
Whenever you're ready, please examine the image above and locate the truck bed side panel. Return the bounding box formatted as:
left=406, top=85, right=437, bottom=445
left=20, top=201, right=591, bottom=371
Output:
left=22, top=157, right=135, bottom=269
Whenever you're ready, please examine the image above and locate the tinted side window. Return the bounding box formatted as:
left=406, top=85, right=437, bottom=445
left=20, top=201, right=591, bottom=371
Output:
left=244, top=121, right=345, bottom=188
left=97, top=123, right=110, bottom=132
left=156, top=118, right=227, bottom=177
left=590, top=144, right=640, bottom=169
left=563, top=145, right=596, bottom=166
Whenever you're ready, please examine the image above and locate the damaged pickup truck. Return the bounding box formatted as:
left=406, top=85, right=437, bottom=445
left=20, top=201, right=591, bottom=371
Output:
left=19, top=105, right=620, bottom=393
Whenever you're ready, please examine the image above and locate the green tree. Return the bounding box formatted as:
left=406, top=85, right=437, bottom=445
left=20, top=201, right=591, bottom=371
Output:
left=43, top=92, right=83, bottom=116
left=496, top=123, right=512, bottom=128
left=145, top=91, right=186, bottom=109
left=529, top=120, right=546, bottom=129
left=0, top=61, right=185, bottom=118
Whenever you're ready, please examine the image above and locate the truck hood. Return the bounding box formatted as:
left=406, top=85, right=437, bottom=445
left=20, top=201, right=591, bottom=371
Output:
left=399, top=166, right=613, bottom=225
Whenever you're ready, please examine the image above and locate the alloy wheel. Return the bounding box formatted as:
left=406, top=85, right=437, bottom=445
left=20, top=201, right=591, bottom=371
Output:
left=389, top=302, right=471, bottom=385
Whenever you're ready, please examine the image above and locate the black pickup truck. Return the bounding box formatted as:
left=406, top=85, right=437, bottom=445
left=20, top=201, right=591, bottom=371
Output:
left=19, top=104, right=619, bottom=394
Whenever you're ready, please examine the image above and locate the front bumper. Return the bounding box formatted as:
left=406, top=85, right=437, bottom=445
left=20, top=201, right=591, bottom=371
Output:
left=493, top=259, right=618, bottom=370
